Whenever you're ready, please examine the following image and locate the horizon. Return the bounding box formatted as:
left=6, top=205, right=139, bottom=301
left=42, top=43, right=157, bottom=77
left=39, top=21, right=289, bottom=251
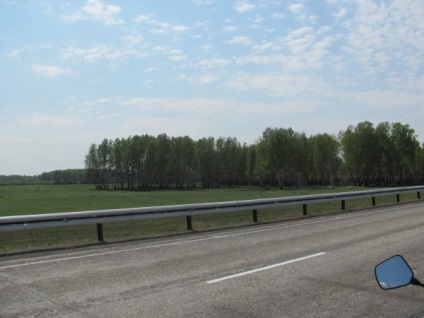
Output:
left=1, top=0, right=424, bottom=175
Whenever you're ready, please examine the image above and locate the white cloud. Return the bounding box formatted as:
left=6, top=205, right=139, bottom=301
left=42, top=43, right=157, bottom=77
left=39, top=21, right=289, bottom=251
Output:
left=81, top=98, right=113, bottom=107
left=340, top=0, right=424, bottom=87
left=285, top=34, right=315, bottom=54
left=197, top=58, right=231, bottom=68
left=119, top=97, right=231, bottom=115
left=175, top=72, right=221, bottom=84
left=17, top=114, right=85, bottom=129
left=169, top=54, right=187, bottom=61
left=252, top=42, right=280, bottom=53
left=172, top=25, right=190, bottom=32
left=335, top=7, right=347, bottom=20
left=123, top=35, right=144, bottom=45
left=270, top=13, right=285, bottom=19
left=226, top=36, right=252, bottom=45
left=151, top=46, right=187, bottom=61
left=197, top=74, right=221, bottom=84
left=32, top=65, right=73, bottom=78
left=238, top=100, right=322, bottom=115
left=226, top=73, right=319, bottom=97
left=290, top=26, right=313, bottom=37
left=61, top=45, right=147, bottom=62
left=304, top=36, right=336, bottom=69
left=235, top=55, right=274, bottom=65
left=134, top=14, right=152, bottom=24
left=199, top=44, right=213, bottom=52
left=191, top=0, right=214, bottom=5
left=234, top=1, right=256, bottom=13
left=7, top=49, right=20, bottom=59
left=134, top=14, right=190, bottom=35
left=63, top=0, right=123, bottom=25
left=288, top=3, right=304, bottom=13
left=222, top=26, right=238, bottom=33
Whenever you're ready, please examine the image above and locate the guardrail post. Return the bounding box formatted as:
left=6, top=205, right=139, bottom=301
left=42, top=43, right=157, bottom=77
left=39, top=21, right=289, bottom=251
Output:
left=302, top=204, right=307, bottom=216
left=396, top=194, right=400, bottom=203
left=253, top=209, right=259, bottom=222
left=97, top=223, right=104, bottom=242
left=372, top=197, right=376, bottom=206
left=186, top=216, right=193, bottom=231
left=418, top=192, right=421, bottom=200
left=341, top=200, right=346, bottom=211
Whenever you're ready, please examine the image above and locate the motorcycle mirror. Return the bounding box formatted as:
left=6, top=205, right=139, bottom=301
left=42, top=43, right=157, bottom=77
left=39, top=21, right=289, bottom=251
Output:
left=375, top=255, right=414, bottom=290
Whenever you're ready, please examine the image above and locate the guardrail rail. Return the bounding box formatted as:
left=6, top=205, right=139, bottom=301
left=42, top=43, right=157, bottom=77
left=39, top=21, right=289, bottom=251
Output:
left=1, top=186, right=423, bottom=242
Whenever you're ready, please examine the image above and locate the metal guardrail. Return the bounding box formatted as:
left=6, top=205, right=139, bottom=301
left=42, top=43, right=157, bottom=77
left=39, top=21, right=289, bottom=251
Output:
left=0, top=186, right=423, bottom=241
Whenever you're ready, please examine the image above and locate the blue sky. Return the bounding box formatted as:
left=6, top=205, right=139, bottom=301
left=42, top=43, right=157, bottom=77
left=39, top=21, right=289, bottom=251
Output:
left=1, top=0, right=424, bottom=175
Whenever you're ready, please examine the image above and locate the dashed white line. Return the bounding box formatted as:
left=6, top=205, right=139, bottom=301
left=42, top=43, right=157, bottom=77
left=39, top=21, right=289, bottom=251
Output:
left=206, top=252, right=327, bottom=284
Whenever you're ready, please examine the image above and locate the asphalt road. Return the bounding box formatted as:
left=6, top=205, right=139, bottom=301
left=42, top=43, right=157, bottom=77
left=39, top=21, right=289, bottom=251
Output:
left=2, top=202, right=424, bottom=317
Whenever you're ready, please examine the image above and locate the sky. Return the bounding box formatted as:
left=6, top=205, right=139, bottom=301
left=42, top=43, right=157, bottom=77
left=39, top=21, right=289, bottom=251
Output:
left=1, top=0, right=424, bottom=175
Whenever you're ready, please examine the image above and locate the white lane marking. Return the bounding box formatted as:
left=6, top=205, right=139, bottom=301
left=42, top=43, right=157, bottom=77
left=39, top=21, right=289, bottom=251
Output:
left=0, top=237, right=213, bottom=270
left=206, top=252, right=327, bottom=284
left=0, top=203, right=420, bottom=270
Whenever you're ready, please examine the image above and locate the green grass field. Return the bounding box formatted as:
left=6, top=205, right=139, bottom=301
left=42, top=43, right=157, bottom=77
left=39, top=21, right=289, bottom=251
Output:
left=0, top=184, right=421, bottom=253
left=0, top=184, right=364, bottom=216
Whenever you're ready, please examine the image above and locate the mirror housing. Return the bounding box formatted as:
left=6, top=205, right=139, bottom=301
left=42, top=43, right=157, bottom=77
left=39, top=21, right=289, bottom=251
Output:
left=375, top=255, right=414, bottom=290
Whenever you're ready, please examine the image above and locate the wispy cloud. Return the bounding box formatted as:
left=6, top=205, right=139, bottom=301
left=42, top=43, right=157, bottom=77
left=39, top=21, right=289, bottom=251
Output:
left=191, top=0, right=214, bottom=5
left=152, top=46, right=187, bottom=61
left=17, top=114, right=85, bottom=129
left=32, top=65, right=73, bottom=78
left=61, top=45, right=147, bottom=62
left=234, top=1, right=256, bottom=13
left=119, top=97, right=230, bottom=115
left=197, top=58, right=231, bottom=68
left=222, top=26, right=238, bottom=33
left=226, top=36, right=252, bottom=45
left=341, top=1, right=424, bottom=89
left=134, top=14, right=190, bottom=35
left=334, top=7, right=347, bottom=20
left=270, top=13, right=285, bottom=19
left=7, top=49, right=20, bottom=59
left=288, top=3, right=304, bottom=13
left=80, top=98, right=113, bottom=107
left=63, top=0, right=123, bottom=25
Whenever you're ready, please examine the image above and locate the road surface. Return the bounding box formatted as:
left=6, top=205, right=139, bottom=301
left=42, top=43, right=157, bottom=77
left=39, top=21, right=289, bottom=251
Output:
left=1, top=202, right=424, bottom=317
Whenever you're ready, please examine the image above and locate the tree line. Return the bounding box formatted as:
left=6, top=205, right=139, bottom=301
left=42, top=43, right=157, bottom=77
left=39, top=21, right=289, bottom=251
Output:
left=0, top=169, right=87, bottom=185
left=84, top=121, right=424, bottom=190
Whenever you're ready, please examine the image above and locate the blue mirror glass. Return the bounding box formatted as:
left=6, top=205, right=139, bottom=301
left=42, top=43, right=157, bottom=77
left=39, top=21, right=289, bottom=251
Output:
left=375, top=255, right=414, bottom=290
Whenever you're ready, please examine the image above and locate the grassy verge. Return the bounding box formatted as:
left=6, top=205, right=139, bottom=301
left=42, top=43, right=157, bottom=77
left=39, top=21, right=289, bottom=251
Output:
left=0, top=185, right=421, bottom=253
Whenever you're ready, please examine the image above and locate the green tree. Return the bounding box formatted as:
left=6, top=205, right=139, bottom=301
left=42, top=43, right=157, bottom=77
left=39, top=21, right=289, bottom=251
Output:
left=259, top=127, right=305, bottom=189
left=112, top=138, right=125, bottom=189
left=390, top=123, right=419, bottom=184
left=375, top=122, right=394, bottom=185
left=310, top=133, right=340, bottom=186
left=167, top=136, right=196, bottom=188
left=154, top=134, right=171, bottom=188
left=85, top=143, right=101, bottom=189
left=196, top=137, right=216, bottom=188
left=340, top=122, right=379, bottom=186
